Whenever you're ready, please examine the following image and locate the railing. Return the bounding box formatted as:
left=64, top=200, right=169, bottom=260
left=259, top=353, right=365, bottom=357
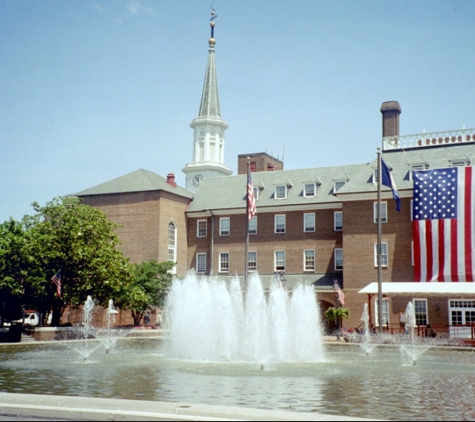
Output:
left=383, top=127, right=475, bottom=151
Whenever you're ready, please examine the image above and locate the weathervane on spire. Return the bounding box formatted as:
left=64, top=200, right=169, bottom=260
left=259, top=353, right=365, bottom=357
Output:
left=209, top=7, right=217, bottom=43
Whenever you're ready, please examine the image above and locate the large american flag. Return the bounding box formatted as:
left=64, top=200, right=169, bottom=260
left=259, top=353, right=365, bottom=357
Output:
left=247, top=173, right=257, bottom=221
left=413, top=166, right=474, bottom=282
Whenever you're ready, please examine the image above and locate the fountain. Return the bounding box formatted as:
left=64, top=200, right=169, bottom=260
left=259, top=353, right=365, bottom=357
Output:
left=1, top=275, right=475, bottom=420
left=164, top=272, right=325, bottom=363
left=359, top=303, right=377, bottom=355
left=399, top=301, right=430, bottom=366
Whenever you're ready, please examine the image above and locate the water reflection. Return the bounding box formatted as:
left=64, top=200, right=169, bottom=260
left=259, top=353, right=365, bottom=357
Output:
left=0, top=340, right=475, bottom=421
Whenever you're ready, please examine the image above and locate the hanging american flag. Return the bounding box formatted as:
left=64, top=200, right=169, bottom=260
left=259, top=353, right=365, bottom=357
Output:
left=247, top=173, right=257, bottom=221
left=413, top=166, right=474, bottom=282
left=333, top=279, right=345, bottom=305
left=51, top=270, right=62, bottom=297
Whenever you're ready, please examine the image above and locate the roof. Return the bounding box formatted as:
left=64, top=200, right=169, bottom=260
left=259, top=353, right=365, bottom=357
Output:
left=359, top=282, right=475, bottom=295
left=74, top=169, right=194, bottom=199
left=189, top=143, right=475, bottom=214
left=198, top=46, right=221, bottom=118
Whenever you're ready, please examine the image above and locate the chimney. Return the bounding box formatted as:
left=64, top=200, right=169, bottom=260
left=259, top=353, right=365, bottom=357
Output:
left=166, top=173, right=177, bottom=188
left=380, top=101, right=401, bottom=137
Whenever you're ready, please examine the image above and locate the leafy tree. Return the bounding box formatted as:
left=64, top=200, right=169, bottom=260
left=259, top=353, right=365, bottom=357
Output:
left=116, top=260, right=174, bottom=326
left=20, top=197, right=134, bottom=326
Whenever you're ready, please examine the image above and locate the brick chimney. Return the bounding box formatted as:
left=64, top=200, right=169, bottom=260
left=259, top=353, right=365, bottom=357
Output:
left=166, top=173, right=177, bottom=188
left=380, top=101, right=401, bottom=137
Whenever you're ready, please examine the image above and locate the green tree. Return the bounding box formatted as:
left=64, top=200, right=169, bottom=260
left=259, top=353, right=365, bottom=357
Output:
left=22, top=197, right=133, bottom=326
left=116, top=260, right=174, bottom=326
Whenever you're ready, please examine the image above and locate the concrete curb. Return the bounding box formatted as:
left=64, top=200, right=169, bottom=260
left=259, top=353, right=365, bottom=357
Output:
left=0, top=393, right=381, bottom=421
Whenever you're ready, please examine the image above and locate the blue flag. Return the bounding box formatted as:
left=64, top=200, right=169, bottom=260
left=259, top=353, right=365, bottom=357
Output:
left=381, top=158, right=401, bottom=212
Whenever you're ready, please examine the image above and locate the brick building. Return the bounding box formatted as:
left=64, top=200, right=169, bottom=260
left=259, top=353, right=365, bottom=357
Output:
left=73, top=15, right=475, bottom=335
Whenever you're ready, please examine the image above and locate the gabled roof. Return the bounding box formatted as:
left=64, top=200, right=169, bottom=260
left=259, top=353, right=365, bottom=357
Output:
left=74, top=169, right=193, bottom=199
left=188, top=143, right=475, bottom=214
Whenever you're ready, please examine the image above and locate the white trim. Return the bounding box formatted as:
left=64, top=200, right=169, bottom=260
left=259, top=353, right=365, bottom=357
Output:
left=359, top=282, right=475, bottom=295
left=274, top=214, right=286, bottom=234
left=303, top=183, right=317, bottom=198
left=167, top=222, right=177, bottom=274
left=303, top=213, right=315, bottom=233
left=249, top=216, right=257, bottom=235
left=275, top=185, right=287, bottom=200
left=196, top=253, right=207, bottom=274
left=275, top=250, right=286, bottom=272
left=375, top=298, right=390, bottom=326
left=373, top=201, right=388, bottom=223
left=334, top=211, right=343, bottom=232
left=219, top=252, right=229, bottom=273
left=248, top=251, right=257, bottom=272
left=304, top=249, right=315, bottom=272
left=197, top=219, right=207, bottom=238
left=413, top=298, right=428, bottom=326
left=219, top=217, right=230, bottom=236
left=374, top=242, right=389, bottom=267
left=334, top=248, right=343, bottom=271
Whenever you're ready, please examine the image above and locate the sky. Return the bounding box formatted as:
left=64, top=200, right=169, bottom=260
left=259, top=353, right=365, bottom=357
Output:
left=1, top=0, right=475, bottom=222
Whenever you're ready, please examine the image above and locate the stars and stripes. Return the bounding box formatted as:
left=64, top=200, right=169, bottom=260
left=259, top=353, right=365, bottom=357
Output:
left=413, top=166, right=474, bottom=282
left=51, top=270, right=62, bottom=297
left=247, top=173, right=257, bottom=221
left=334, top=280, right=345, bottom=306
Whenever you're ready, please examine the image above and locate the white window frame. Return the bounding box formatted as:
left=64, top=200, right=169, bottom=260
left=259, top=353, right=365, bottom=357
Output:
left=334, top=211, right=343, bottom=232
left=249, top=216, right=257, bottom=235
left=275, top=250, right=286, bottom=272
left=219, top=252, right=229, bottom=273
left=450, top=159, right=469, bottom=167
left=374, top=242, right=389, bottom=267
left=275, top=214, right=286, bottom=234
left=413, top=298, right=428, bottom=326
left=219, top=217, right=230, bottom=236
left=304, top=249, right=315, bottom=271
left=334, top=248, right=343, bottom=271
left=375, top=298, right=390, bottom=326
left=304, top=213, right=315, bottom=233
left=275, top=185, right=287, bottom=199
left=248, top=251, right=257, bottom=272
left=253, top=187, right=260, bottom=201
left=167, top=222, right=177, bottom=274
left=196, top=253, right=207, bottom=274
left=373, top=201, right=388, bottom=223
left=197, top=220, right=207, bottom=238
left=304, top=183, right=316, bottom=198
left=334, top=180, right=346, bottom=192
left=373, top=168, right=379, bottom=184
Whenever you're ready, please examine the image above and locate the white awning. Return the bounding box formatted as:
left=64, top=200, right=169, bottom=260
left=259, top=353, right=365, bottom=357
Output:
left=359, top=282, right=475, bottom=296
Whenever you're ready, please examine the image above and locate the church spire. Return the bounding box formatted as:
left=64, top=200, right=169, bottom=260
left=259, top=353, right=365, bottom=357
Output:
left=183, top=9, right=232, bottom=193
left=198, top=10, right=220, bottom=118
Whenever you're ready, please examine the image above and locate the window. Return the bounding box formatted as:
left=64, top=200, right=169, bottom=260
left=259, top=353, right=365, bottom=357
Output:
left=374, top=201, right=388, bottom=223
left=197, top=220, right=207, bottom=238
left=373, top=169, right=379, bottom=184
left=304, top=250, right=315, bottom=271
left=304, top=213, right=315, bottom=232
left=248, top=252, right=257, bottom=272
left=168, top=222, right=177, bottom=274
left=334, top=180, right=346, bottom=192
left=275, top=215, right=286, bottom=234
left=450, top=159, right=470, bottom=167
left=410, top=164, right=428, bottom=181
left=249, top=216, right=257, bottom=235
left=375, top=298, right=390, bottom=326
left=334, top=211, right=343, bottom=231
left=304, top=183, right=316, bottom=197
left=196, top=253, right=206, bottom=274
left=253, top=187, right=259, bottom=201
left=275, top=185, right=287, bottom=199
left=334, top=248, right=343, bottom=271
left=219, top=217, right=230, bottom=236
left=374, top=242, right=389, bottom=267
left=275, top=251, right=285, bottom=271
left=219, top=252, right=229, bottom=273
left=413, top=299, right=428, bottom=326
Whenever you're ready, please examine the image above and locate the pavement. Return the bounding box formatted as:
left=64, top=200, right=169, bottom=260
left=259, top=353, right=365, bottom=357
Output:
left=0, top=393, right=383, bottom=421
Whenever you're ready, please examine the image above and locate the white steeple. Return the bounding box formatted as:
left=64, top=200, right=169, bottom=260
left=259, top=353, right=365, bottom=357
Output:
left=183, top=10, right=232, bottom=193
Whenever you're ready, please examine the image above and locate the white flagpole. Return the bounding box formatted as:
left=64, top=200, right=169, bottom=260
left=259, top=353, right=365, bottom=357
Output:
left=244, top=158, right=250, bottom=291
left=377, top=148, right=383, bottom=334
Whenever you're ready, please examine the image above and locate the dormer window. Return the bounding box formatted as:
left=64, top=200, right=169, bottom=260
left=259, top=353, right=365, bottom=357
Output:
left=275, top=185, right=287, bottom=199
left=450, top=159, right=470, bottom=167
left=304, top=183, right=316, bottom=197
left=334, top=180, right=346, bottom=192
left=409, top=163, right=429, bottom=181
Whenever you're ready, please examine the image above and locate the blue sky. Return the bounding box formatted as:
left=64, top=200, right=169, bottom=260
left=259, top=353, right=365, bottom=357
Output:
left=1, top=0, right=474, bottom=222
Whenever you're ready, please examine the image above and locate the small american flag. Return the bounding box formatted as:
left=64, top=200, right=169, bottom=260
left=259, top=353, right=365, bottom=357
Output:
left=334, top=280, right=345, bottom=306
left=247, top=173, right=257, bottom=221
left=413, top=166, right=474, bottom=282
left=51, top=270, right=62, bottom=298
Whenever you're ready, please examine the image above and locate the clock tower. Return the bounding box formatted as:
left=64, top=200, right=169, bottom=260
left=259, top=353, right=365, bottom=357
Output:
left=183, top=10, right=232, bottom=193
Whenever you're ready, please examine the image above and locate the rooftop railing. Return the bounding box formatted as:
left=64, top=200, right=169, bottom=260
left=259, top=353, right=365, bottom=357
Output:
left=383, top=127, right=475, bottom=151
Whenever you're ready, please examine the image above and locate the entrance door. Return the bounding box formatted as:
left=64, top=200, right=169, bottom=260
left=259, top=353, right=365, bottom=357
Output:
left=448, top=300, right=475, bottom=338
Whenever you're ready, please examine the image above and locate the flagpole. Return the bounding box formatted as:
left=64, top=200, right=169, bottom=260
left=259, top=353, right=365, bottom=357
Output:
left=377, top=148, right=383, bottom=334
left=244, top=158, right=250, bottom=291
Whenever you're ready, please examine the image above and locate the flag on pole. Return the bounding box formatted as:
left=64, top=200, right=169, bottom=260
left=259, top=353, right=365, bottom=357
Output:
left=247, top=173, right=257, bottom=220
left=333, top=279, right=345, bottom=306
left=51, top=270, right=62, bottom=298
left=413, top=166, right=475, bottom=282
left=381, top=158, right=401, bottom=212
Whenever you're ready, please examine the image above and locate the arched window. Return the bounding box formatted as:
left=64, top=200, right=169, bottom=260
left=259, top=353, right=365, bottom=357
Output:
left=168, top=222, right=177, bottom=274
